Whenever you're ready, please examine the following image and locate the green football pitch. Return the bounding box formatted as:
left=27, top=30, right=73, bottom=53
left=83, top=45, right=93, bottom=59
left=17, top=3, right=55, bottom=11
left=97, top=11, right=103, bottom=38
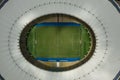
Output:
left=27, top=23, right=91, bottom=61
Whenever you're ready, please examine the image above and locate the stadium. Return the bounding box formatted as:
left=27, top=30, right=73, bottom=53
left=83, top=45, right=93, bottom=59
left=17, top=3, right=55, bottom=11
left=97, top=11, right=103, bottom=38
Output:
left=20, top=14, right=96, bottom=71
left=0, top=0, right=120, bottom=80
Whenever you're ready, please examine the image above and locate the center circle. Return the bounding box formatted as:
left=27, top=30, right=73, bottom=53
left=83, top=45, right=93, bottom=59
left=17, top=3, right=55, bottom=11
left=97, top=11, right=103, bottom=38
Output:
left=20, top=14, right=96, bottom=71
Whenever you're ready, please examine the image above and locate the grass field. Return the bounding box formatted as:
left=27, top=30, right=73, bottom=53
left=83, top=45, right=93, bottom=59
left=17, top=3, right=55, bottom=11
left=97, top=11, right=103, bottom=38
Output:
left=27, top=22, right=91, bottom=61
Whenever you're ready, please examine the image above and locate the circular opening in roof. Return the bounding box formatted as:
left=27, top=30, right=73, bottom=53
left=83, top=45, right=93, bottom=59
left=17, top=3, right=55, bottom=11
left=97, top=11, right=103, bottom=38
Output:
left=20, top=14, right=96, bottom=72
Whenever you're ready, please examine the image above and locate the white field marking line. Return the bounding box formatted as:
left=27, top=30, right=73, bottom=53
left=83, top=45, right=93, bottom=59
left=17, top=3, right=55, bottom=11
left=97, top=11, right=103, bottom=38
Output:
left=35, top=39, right=37, bottom=44
left=56, top=33, right=58, bottom=56
left=72, top=31, right=73, bottom=53
left=79, top=28, right=82, bottom=56
left=35, top=28, right=37, bottom=44
left=81, top=28, right=83, bottom=57
left=33, top=28, right=35, bottom=54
